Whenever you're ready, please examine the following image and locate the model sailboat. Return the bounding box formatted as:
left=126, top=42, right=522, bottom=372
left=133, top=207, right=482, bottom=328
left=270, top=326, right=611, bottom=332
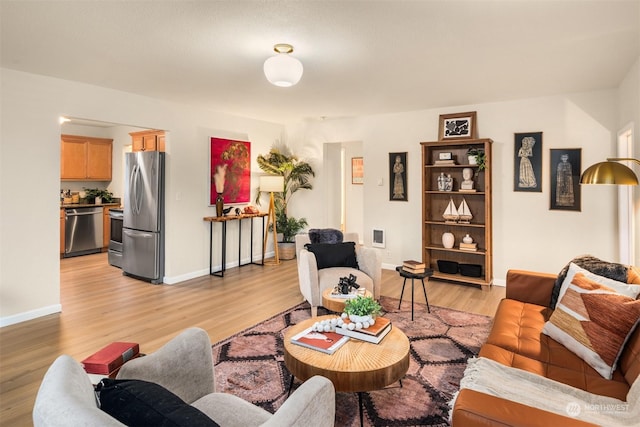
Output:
left=458, top=198, right=473, bottom=223
left=443, top=198, right=459, bottom=223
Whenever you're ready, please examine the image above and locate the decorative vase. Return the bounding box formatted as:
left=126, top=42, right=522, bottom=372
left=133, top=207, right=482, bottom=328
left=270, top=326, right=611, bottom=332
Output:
left=463, top=234, right=473, bottom=244
left=215, top=193, right=224, bottom=217
left=442, top=232, right=455, bottom=249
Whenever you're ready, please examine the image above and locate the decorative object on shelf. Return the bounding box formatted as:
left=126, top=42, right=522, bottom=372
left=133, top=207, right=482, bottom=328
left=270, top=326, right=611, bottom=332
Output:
left=438, top=111, right=477, bottom=141
left=438, top=173, right=454, bottom=191
left=442, top=232, right=455, bottom=249
left=259, top=175, right=285, bottom=265
left=235, top=207, right=241, bottom=216
left=351, top=157, right=363, bottom=184
left=389, top=152, right=408, bottom=201
left=457, top=198, right=472, bottom=223
left=222, top=206, right=232, bottom=216
left=460, top=167, right=475, bottom=191
left=460, top=234, right=478, bottom=251
left=263, top=43, right=303, bottom=87
left=443, top=198, right=459, bottom=223
left=337, top=274, right=360, bottom=295
left=462, top=234, right=473, bottom=244
left=514, top=132, right=543, bottom=192
left=550, top=148, right=581, bottom=211
left=466, top=148, right=486, bottom=171
left=209, top=137, right=251, bottom=205
left=215, top=193, right=224, bottom=217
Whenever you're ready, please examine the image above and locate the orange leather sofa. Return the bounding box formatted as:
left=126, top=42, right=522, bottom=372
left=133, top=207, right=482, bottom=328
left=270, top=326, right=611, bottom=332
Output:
left=451, top=269, right=640, bottom=426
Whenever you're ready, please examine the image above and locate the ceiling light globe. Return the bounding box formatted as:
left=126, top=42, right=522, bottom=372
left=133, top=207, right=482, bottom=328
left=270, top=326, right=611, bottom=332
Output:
left=264, top=54, right=303, bottom=87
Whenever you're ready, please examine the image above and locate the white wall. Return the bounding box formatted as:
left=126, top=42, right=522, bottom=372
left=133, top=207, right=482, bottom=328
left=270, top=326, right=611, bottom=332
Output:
left=618, top=57, right=640, bottom=266
left=1, top=68, right=283, bottom=325
left=285, top=92, right=621, bottom=282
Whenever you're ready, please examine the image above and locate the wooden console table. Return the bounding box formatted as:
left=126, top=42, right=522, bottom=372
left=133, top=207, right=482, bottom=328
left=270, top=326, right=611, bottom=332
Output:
left=203, top=213, right=268, bottom=277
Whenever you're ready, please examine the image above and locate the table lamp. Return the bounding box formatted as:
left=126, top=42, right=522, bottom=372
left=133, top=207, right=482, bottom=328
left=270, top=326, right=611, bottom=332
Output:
left=260, top=175, right=285, bottom=265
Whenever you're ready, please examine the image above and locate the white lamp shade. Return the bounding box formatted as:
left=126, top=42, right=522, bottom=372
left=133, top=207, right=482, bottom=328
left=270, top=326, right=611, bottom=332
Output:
left=264, top=53, right=303, bottom=87
left=259, top=175, right=284, bottom=192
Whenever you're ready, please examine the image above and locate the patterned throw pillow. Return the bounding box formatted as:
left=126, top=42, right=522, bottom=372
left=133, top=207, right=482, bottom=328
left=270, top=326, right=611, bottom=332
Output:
left=542, top=272, right=640, bottom=379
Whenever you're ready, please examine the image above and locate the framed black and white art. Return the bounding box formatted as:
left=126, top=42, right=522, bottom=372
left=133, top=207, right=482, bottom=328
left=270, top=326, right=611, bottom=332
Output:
left=550, top=148, right=581, bottom=211
left=389, top=152, right=407, bottom=201
left=514, top=132, right=543, bottom=192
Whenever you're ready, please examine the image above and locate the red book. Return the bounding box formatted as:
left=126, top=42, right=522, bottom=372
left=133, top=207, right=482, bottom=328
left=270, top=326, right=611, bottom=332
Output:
left=81, top=342, right=139, bottom=375
left=290, top=327, right=349, bottom=354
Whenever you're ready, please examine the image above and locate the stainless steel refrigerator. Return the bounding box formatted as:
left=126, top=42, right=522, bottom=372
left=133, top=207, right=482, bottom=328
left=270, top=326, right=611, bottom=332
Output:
left=123, top=151, right=165, bottom=284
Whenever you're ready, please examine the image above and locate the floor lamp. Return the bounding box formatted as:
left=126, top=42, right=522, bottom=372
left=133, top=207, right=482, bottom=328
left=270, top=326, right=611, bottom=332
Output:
left=260, top=175, right=284, bottom=265
left=580, top=158, right=639, bottom=185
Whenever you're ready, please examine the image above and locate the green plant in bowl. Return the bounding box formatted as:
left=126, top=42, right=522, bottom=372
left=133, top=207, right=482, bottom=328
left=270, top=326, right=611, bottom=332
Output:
left=343, top=296, right=382, bottom=317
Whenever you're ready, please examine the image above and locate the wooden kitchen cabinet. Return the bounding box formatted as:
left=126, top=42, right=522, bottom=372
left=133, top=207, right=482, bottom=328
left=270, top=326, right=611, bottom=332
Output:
left=130, top=130, right=165, bottom=152
left=61, top=135, right=113, bottom=181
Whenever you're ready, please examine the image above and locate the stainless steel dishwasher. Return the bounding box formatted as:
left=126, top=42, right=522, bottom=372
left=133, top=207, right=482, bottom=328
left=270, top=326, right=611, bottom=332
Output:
left=64, top=207, right=104, bottom=257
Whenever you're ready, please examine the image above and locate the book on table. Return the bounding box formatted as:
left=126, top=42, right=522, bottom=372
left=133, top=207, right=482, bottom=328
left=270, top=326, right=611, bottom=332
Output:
left=402, top=266, right=426, bottom=274
left=335, top=317, right=392, bottom=344
left=290, top=326, right=350, bottom=355
left=329, top=287, right=367, bottom=299
left=403, top=260, right=426, bottom=269
left=81, top=342, right=140, bottom=375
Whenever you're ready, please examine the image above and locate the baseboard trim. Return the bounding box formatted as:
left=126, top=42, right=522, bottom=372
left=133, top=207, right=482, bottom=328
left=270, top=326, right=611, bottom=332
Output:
left=0, top=304, right=62, bottom=328
left=163, top=251, right=274, bottom=285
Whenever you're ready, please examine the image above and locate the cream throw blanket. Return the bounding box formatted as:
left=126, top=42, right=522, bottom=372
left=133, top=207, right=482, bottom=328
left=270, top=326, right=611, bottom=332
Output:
left=449, top=357, right=639, bottom=426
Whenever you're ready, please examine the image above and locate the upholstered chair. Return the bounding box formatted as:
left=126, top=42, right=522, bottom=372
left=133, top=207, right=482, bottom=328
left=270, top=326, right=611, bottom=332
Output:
left=33, top=327, right=335, bottom=427
left=295, top=230, right=382, bottom=316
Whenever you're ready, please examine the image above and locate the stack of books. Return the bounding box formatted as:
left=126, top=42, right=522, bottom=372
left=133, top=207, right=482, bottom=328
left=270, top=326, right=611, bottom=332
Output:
left=459, top=242, right=478, bottom=251
left=434, top=159, right=456, bottom=165
left=402, top=260, right=426, bottom=274
left=81, top=342, right=140, bottom=377
left=335, top=317, right=392, bottom=344
left=290, top=327, right=350, bottom=354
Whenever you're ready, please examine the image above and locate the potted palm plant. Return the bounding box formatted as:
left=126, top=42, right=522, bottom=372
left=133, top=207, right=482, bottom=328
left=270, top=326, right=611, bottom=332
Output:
left=256, top=145, right=315, bottom=259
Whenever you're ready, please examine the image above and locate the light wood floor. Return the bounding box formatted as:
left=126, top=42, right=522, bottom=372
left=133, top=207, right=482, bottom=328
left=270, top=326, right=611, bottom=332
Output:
left=0, top=253, right=505, bottom=426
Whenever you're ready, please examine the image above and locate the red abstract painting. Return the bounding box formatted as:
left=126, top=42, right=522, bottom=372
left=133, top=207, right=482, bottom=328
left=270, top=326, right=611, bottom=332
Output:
left=210, top=137, right=251, bottom=205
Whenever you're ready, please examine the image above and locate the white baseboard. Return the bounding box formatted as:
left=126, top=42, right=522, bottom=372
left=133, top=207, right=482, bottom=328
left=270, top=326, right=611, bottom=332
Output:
left=0, top=304, right=62, bottom=328
left=163, top=251, right=274, bottom=285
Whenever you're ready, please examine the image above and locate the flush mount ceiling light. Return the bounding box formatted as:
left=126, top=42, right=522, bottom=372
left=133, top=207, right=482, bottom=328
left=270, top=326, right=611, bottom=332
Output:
left=263, top=43, right=303, bottom=87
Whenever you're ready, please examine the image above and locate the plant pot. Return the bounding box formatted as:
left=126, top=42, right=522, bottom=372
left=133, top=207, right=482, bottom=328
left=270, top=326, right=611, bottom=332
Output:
left=278, top=242, right=296, bottom=260
left=468, top=155, right=478, bottom=165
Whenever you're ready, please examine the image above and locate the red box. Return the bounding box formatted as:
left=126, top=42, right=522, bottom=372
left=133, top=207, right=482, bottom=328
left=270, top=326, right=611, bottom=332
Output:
left=81, top=342, right=139, bottom=375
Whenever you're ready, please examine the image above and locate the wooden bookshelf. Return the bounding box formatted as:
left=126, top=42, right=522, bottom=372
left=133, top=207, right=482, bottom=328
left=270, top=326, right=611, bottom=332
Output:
left=420, top=139, right=493, bottom=288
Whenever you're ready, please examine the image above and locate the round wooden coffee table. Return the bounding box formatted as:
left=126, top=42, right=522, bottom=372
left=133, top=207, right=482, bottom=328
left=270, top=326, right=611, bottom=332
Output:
left=284, top=315, right=410, bottom=426
left=321, top=288, right=372, bottom=313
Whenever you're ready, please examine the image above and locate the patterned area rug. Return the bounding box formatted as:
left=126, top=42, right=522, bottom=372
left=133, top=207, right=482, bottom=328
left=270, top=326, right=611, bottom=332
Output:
left=212, top=296, right=492, bottom=426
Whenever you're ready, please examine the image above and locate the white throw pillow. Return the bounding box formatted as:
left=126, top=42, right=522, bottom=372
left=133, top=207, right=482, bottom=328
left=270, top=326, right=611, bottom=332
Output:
left=557, top=263, right=640, bottom=303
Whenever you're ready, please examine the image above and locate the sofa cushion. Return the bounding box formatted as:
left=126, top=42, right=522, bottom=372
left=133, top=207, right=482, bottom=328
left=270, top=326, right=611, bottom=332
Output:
left=308, top=228, right=343, bottom=244
left=542, top=272, right=640, bottom=379
left=556, top=263, right=640, bottom=303
left=97, top=378, right=219, bottom=427
left=305, top=242, right=358, bottom=270
left=551, top=255, right=635, bottom=309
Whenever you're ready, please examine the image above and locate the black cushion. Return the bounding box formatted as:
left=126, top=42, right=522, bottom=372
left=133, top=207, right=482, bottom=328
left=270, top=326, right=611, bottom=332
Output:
left=308, top=228, right=344, bottom=244
left=96, top=378, right=219, bottom=427
left=550, top=254, right=629, bottom=309
left=305, top=242, right=359, bottom=270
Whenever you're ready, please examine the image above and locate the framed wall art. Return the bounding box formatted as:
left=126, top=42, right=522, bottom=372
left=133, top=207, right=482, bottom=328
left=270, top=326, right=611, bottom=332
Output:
left=514, top=132, right=543, bottom=192
left=351, top=157, right=363, bottom=184
left=549, top=148, right=581, bottom=211
left=209, top=137, right=251, bottom=205
left=389, top=152, right=407, bottom=201
left=438, top=111, right=477, bottom=141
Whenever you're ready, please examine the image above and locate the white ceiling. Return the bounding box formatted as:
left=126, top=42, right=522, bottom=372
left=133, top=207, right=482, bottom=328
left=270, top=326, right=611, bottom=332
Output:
left=1, top=1, right=639, bottom=124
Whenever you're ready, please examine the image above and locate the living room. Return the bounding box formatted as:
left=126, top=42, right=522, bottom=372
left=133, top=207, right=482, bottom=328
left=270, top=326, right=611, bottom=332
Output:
left=1, top=1, right=639, bottom=425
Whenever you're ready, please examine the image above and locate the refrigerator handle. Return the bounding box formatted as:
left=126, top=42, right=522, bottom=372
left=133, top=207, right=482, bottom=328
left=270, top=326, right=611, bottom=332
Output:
left=132, top=164, right=144, bottom=215
left=123, top=229, right=154, bottom=238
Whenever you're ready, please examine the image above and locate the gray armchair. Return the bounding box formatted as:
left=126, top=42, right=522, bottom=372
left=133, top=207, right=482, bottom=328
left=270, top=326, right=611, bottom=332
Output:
left=295, top=232, right=382, bottom=316
left=33, top=327, right=335, bottom=427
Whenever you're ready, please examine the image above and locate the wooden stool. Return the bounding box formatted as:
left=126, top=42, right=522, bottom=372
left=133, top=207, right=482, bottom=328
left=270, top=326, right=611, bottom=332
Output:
left=395, top=266, right=434, bottom=320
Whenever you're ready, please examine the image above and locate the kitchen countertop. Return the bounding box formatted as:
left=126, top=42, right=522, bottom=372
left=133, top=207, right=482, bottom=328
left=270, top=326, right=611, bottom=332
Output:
left=60, top=203, right=122, bottom=209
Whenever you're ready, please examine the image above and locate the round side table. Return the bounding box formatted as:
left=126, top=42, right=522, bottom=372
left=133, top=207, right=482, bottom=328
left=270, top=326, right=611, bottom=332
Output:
left=395, top=266, right=434, bottom=320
